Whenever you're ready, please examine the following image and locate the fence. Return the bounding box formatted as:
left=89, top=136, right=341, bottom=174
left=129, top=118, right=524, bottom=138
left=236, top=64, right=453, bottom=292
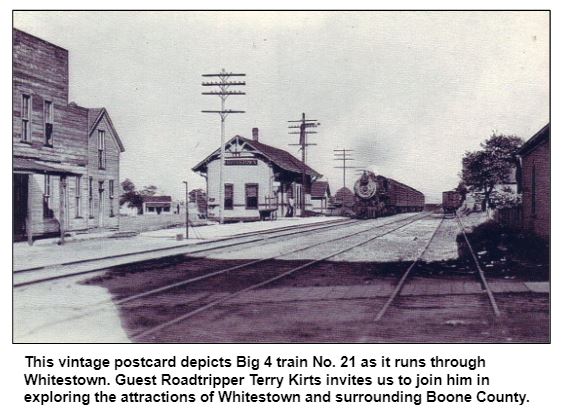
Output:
left=493, top=206, right=522, bottom=231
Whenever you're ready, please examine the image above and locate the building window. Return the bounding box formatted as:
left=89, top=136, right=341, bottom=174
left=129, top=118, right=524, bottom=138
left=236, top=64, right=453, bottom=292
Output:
left=245, top=184, right=258, bottom=209
left=109, top=179, right=115, bottom=217
left=224, top=184, right=234, bottom=210
left=531, top=165, right=536, bottom=215
left=44, top=101, right=54, bottom=146
left=21, top=94, right=31, bottom=143
left=43, top=175, right=53, bottom=219
left=88, top=176, right=94, bottom=218
left=97, top=130, right=106, bottom=169
left=74, top=176, right=82, bottom=218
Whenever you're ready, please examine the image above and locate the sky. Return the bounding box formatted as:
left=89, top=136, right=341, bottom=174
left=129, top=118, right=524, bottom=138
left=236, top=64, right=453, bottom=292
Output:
left=13, top=11, right=549, bottom=202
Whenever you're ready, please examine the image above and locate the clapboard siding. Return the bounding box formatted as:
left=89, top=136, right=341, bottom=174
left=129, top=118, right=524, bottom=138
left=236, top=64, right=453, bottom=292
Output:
left=13, top=29, right=87, bottom=167
left=13, top=28, right=123, bottom=238
left=87, top=114, right=120, bottom=229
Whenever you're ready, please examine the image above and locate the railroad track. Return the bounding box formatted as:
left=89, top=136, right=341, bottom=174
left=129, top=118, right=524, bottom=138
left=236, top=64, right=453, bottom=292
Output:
left=129, top=212, right=431, bottom=341
left=14, top=217, right=364, bottom=287
left=455, top=212, right=501, bottom=316
left=373, top=212, right=501, bottom=323
left=19, top=212, right=430, bottom=340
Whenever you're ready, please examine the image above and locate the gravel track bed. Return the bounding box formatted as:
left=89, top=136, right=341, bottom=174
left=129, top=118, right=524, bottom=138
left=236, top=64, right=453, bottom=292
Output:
left=202, top=214, right=418, bottom=261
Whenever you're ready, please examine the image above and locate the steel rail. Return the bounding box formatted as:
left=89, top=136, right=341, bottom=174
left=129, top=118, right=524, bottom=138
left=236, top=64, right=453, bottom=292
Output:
left=14, top=218, right=362, bottom=287
left=455, top=212, right=501, bottom=317
left=20, top=213, right=428, bottom=339
left=14, top=217, right=357, bottom=275
left=373, top=215, right=445, bottom=321
left=116, top=213, right=426, bottom=308
left=131, top=213, right=431, bottom=340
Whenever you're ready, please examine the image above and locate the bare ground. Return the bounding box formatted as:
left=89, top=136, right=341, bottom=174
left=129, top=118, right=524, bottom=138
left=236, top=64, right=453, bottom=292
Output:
left=128, top=293, right=548, bottom=343
left=83, top=215, right=549, bottom=343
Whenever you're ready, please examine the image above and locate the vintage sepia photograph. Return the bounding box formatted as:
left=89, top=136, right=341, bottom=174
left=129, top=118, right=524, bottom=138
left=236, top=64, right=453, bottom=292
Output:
left=12, top=11, right=550, bottom=343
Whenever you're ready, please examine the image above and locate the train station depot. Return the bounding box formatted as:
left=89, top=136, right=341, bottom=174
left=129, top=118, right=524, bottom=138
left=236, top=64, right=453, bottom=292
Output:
left=192, top=128, right=322, bottom=222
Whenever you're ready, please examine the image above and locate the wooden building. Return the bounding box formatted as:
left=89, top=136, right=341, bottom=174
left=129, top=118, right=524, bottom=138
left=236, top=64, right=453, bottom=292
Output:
left=12, top=29, right=124, bottom=242
left=142, top=196, right=172, bottom=215
left=310, top=181, right=331, bottom=214
left=517, top=124, right=550, bottom=239
left=192, top=128, right=321, bottom=222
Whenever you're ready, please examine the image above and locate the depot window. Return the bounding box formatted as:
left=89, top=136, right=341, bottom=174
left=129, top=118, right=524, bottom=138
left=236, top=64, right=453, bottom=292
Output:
left=245, top=184, right=258, bottom=209
left=224, top=184, right=234, bottom=210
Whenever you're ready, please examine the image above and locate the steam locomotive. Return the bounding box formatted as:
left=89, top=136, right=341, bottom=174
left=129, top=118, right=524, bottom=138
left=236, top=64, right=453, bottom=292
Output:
left=353, top=171, right=425, bottom=218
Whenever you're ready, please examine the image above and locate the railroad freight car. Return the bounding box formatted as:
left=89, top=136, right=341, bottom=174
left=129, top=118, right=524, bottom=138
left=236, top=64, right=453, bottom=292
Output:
left=442, top=191, right=462, bottom=214
left=353, top=171, right=425, bottom=218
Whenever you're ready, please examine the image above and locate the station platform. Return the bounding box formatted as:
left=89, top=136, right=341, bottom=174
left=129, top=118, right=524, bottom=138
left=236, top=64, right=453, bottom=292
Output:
left=13, top=216, right=346, bottom=273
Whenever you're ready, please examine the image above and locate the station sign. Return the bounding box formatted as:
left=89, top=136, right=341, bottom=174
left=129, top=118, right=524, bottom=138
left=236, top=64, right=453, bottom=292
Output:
left=225, top=159, right=258, bottom=166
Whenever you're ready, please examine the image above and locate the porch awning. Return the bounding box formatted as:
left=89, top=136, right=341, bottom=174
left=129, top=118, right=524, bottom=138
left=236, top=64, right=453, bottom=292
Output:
left=13, top=158, right=81, bottom=176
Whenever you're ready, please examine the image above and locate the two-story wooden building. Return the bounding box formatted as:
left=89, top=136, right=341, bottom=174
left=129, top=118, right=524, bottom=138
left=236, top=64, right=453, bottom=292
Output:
left=192, top=128, right=321, bottom=222
left=13, top=29, right=124, bottom=243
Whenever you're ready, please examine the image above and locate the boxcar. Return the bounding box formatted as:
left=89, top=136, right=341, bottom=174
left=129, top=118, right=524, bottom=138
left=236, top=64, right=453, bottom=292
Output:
left=442, top=191, right=461, bottom=214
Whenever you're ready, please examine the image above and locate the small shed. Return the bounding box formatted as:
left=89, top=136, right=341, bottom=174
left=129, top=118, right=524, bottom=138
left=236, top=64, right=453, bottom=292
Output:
left=142, top=195, right=172, bottom=215
left=311, top=181, right=331, bottom=214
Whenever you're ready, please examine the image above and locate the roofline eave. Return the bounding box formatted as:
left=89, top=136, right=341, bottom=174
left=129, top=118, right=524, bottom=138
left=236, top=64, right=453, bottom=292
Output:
left=88, top=108, right=126, bottom=152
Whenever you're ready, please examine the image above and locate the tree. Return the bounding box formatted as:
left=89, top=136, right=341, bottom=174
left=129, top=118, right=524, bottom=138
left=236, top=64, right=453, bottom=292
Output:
left=140, top=185, right=158, bottom=197
left=461, top=134, right=523, bottom=211
left=456, top=181, right=468, bottom=201
left=120, top=179, right=143, bottom=213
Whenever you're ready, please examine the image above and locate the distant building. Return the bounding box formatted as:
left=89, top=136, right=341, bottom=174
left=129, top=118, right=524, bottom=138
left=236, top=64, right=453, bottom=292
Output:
left=329, top=187, right=355, bottom=216
left=192, top=128, right=322, bottom=222
left=12, top=28, right=124, bottom=243
left=334, top=187, right=355, bottom=208
left=310, top=181, right=331, bottom=214
left=517, top=124, right=550, bottom=239
left=189, top=188, right=208, bottom=215
left=142, top=196, right=172, bottom=215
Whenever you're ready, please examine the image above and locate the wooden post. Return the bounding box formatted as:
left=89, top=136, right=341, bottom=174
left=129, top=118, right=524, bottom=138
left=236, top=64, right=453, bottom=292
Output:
left=183, top=181, right=189, bottom=240
left=26, top=175, right=33, bottom=246
left=59, top=176, right=66, bottom=244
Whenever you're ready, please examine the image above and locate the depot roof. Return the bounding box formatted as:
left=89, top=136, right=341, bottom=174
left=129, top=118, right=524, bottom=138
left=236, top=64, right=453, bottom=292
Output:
left=192, top=135, right=321, bottom=178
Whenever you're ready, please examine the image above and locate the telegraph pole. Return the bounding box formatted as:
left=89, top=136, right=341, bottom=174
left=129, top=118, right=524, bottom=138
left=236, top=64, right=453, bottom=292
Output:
left=288, top=113, right=320, bottom=216
left=333, top=148, right=356, bottom=189
left=202, top=69, right=246, bottom=224
left=183, top=181, right=189, bottom=239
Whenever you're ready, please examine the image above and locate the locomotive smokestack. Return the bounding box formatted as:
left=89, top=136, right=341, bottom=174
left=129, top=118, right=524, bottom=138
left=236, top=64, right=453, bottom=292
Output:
left=252, top=128, right=259, bottom=142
